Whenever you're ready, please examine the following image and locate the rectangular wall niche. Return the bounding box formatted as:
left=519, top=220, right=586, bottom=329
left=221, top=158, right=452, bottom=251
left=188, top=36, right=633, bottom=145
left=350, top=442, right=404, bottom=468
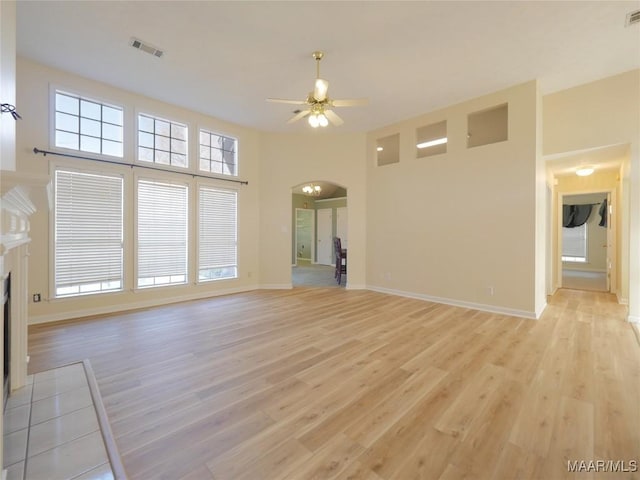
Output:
left=376, top=133, right=400, bottom=166
left=467, top=103, right=508, bottom=148
left=416, top=120, right=447, bottom=158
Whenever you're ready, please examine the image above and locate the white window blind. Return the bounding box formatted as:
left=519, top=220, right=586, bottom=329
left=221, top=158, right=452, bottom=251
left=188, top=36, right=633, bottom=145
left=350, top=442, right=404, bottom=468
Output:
left=198, top=186, right=237, bottom=281
left=562, top=224, right=587, bottom=262
left=137, top=179, right=188, bottom=287
left=54, top=169, right=123, bottom=297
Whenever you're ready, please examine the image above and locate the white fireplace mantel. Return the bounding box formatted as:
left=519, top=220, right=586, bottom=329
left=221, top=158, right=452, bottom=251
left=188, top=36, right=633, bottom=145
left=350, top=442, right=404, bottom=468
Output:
left=1, top=175, right=43, bottom=392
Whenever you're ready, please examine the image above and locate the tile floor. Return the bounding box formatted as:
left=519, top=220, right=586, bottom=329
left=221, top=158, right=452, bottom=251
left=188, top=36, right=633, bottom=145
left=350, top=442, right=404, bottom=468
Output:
left=3, top=363, right=115, bottom=480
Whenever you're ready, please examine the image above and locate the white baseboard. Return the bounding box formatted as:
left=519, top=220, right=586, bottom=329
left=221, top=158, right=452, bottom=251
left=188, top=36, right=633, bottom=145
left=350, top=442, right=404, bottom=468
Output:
left=346, top=283, right=366, bottom=290
left=28, top=285, right=259, bottom=325
left=366, top=285, right=537, bottom=320
left=628, top=314, right=640, bottom=323
left=617, top=293, right=629, bottom=305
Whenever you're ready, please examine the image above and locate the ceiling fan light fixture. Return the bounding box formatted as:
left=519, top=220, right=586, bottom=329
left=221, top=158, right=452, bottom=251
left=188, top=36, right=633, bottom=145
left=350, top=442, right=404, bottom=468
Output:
left=318, top=113, right=329, bottom=127
left=308, top=114, right=320, bottom=128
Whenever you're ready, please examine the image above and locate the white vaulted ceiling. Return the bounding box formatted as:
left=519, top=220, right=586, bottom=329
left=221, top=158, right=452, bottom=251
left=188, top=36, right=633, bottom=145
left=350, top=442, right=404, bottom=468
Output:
left=16, top=1, right=640, bottom=133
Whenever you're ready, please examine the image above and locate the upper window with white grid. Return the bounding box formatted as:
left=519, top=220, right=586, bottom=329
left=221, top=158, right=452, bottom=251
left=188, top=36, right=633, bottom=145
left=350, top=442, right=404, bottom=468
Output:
left=138, top=114, right=188, bottom=168
left=54, top=91, right=124, bottom=158
left=199, top=130, right=237, bottom=176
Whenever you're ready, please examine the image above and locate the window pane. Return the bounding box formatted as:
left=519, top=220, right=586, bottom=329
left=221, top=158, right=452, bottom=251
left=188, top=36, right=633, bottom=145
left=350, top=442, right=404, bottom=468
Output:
left=56, top=131, right=79, bottom=150
left=103, top=140, right=123, bottom=157
left=103, top=106, right=123, bottom=125
left=139, top=131, right=154, bottom=148
left=103, top=123, right=122, bottom=142
left=155, top=135, right=170, bottom=152
left=138, top=147, right=154, bottom=163
left=56, top=93, right=78, bottom=115
left=172, top=124, right=187, bottom=141
left=199, top=131, right=210, bottom=146
left=80, top=100, right=101, bottom=120
left=156, top=120, right=170, bottom=136
left=156, top=150, right=170, bottom=165
left=80, top=117, right=101, bottom=137
left=56, top=112, right=79, bottom=133
left=139, top=115, right=154, bottom=133
left=80, top=135, right=101, bottom=153
left=171, top=138, right=186, bottom=155
left=199, top=145, right=210, bottom=160
left=171, top=153, right=186, bottom=167
left=200, top=159, right=211, bottom=171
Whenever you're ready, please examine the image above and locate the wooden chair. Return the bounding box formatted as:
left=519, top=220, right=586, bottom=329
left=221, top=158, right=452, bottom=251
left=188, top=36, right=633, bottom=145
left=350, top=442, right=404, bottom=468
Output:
left=334, top=237, right=347, bottom=284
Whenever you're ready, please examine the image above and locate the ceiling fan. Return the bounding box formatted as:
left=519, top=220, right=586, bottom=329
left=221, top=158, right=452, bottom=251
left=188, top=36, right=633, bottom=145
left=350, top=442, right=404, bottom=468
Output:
left=267, top=51, right=368, bottom=128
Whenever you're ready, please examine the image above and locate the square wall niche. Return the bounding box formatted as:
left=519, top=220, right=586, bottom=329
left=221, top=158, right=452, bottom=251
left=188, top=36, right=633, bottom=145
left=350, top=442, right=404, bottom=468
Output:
left=416, top=121, right=447, bottom=158
left=467, top=103, right=508, bottom=148
left=377, top=134, right=400, bottom=166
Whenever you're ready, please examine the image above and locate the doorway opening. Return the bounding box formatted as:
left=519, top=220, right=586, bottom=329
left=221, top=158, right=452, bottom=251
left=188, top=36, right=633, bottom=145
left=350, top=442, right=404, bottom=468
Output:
left=559, top=191, right=613, bottom=293
left=291, top=181, right=347, bottom=287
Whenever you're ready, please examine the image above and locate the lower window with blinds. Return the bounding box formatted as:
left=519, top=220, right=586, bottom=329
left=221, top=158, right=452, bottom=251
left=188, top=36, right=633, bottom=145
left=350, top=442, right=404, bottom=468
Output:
left=137, top=179, right=189, bottom=288
left=198, top=186, right=237, bottom=281
left=562, top=224, right=587, bottom=263
left=54, top=168, right=124, bottom=297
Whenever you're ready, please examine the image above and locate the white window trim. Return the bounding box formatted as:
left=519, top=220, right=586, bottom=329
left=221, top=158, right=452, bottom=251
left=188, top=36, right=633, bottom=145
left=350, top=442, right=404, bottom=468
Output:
left=49, top=84, right=127, bottom=162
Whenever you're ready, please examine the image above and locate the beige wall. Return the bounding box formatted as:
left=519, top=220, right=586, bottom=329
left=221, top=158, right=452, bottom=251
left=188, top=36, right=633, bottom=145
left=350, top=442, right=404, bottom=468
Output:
left=259, top=133, right=366, bottom=288
left=0, top=0, right=16, bottom=171
left=544, top=70, right=639, bottom=315
left=366, top=81, right=540, bottom=317
left=16, top=58, right=263, bottom=323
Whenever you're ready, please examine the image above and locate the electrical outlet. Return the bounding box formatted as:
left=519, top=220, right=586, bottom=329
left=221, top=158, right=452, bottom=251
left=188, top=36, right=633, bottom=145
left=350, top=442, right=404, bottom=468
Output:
left=33, top=293, right=41, bottom=302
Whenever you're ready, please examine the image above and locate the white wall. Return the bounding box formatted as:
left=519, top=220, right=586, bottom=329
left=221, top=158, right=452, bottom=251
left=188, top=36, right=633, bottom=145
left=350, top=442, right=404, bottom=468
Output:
left=16, top=58, right=263, bottom=323
left=366, top=81, right=540, bottom=318
left=544, top=69, right=639, bottom=319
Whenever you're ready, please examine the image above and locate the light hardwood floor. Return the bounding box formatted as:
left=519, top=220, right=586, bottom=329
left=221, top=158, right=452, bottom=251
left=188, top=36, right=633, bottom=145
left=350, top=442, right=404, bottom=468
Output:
left=28, top=288, right=639, bottom=479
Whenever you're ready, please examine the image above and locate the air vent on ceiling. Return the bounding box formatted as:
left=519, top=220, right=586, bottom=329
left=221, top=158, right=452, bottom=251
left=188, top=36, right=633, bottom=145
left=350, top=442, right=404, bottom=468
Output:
left=626, top=9, right=640, bottom=26
left=130, top=37, right=164, bottom=58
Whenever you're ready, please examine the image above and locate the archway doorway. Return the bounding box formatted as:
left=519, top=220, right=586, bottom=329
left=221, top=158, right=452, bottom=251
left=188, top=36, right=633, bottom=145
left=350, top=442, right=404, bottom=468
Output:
left=291, top=181, right=347, bottom=287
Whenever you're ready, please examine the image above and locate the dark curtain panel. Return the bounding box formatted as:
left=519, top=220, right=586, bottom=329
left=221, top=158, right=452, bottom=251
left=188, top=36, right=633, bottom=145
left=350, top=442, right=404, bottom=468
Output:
left=563, top=204, right=593, bottom=228
left=599, top=199, right=608, bottom=227
left=563, top=205, right=574, bottom=228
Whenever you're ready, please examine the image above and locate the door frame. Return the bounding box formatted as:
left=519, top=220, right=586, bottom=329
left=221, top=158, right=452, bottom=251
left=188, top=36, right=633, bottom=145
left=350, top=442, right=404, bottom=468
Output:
left=294, top=208, right=315, bottom=267
left=556, top=188, right=616, bottom=293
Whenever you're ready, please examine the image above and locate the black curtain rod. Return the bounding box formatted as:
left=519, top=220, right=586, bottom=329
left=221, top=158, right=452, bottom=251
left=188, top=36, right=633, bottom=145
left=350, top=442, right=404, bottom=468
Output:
left=33, top=148, right=249, bottom=185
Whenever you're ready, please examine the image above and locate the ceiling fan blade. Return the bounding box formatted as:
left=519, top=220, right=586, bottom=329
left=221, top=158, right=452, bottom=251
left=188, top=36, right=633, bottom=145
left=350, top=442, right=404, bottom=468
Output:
left=266, top=98, right=308, bottom=105
left=331, top=98, right=369, bottom=107
left=287, top=109, right=311, bottom=124
left=324, top=109, right=344, bottom=126
left=314, top=78, right=329, bottom=102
